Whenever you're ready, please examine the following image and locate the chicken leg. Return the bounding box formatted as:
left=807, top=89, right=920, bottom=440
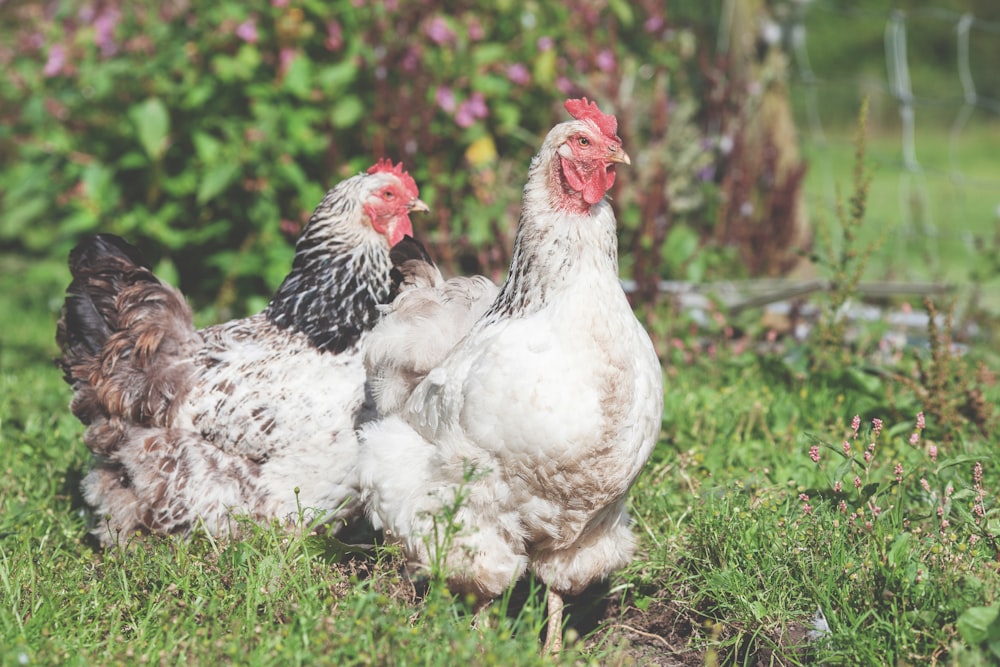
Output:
left=543, top=588, right=564, bottom=654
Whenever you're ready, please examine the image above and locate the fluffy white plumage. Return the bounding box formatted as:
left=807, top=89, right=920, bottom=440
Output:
left=359, top=99, right=663, bottom=652
left=57, top=163, right=427, bottom=546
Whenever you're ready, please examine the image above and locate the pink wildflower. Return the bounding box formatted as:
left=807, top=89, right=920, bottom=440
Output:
left=644, top=14, right=665, bottom=33
left=974, top=461, right=983, bottom=485
left=894, top=463, right=904, bottom=482
left=809, top=445, right=820, bottom=464
left=93, top=6, right=121, bottom=56
left=236, top=17, right=258, bottom=43
left=279, top=47, right=297, bottom=76
left=854, top=476, right=862, bottom=490
left=595, top=48, right=616, bottom=72
left=929, top=444, right=938, bottom=462
left=920, top=478, right=931, bottom=493
left=425, top=17, right=455, bottom=45
left=842, top=440, right=851, bottom=456
left=537, top=36, right=554, bottom=51
left=505, top=63, right=530, bottom=86
left=916, top=411, right=925, bottom=430
left=435, top=86, right=456, bottom=113
left=851, top=415, right=860, bottom=435
left=325, top=21, right=343, bottom=51
left=43, top=44, right=66, bottom=77
left=970, top=535, right=980, bottom=547
left=555, top=76, right=573, bottom=94
left=838, top=500, right=847, bottom=513
left=834, top=480, right=843, bottom=493
left=872, top=418, right=883, bottom=438
left=467, top=17, right=484, bottom=41
left=454, top=92, right=488, bottom=128
left=909, top=432, right=920, bottom=446
left=864, top=451, right=872, bottom=463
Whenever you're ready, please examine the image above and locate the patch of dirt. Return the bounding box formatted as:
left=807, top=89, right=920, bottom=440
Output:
left=584, top=586, right=818, bottom=666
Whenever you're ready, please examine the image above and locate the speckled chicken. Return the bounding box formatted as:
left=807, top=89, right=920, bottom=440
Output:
left=57, top=160, right=427, bottom=546
left=359, top=100, right=663, bottom=652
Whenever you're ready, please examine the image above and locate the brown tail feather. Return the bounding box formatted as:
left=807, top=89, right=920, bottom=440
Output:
left=56, top=234, right=200, bottom=447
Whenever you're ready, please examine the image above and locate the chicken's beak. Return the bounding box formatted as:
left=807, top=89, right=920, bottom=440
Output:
left=408, top=198, right=430, bottom=213
left=607, top=145, right=631, bottom=166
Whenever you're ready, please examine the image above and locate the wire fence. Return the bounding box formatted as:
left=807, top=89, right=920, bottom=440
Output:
left=785, top=0, right=1000, bottom=297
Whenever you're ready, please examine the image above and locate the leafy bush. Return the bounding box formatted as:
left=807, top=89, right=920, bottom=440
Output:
left=0, top=0, right=808, bottom=316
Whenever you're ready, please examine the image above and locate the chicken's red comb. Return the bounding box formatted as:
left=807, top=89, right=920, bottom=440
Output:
left=564, top=97, right=619, bottom=141
left=366, top=159, right=419, bottom=198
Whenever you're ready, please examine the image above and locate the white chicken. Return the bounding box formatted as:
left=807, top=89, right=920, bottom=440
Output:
left=57, top=160, right=427, bottom=546
left=359, top=99, right=663, bottom=652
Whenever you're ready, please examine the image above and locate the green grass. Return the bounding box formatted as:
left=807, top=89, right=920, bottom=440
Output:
left=800, top=119, right=1000, bottom=305
left=2, top=129, right=1000, bottom=663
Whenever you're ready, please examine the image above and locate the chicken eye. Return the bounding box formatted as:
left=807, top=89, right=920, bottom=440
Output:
left=578, top=136, right=590, bottom=146
left=383, top=189, right=395, bottom=199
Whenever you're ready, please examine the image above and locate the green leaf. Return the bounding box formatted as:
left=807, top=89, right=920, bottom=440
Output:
left=957, top=605, right=1000, bottom=646
left=197, top=162, right=241, bottom=204
left=129, top=98, right=171, bottom=161
left=608, top=0, right=635, bottom=27
left=193, top=132, right=224, bottom=163
left=315, top=60, right=358, bottom=94
left=532, top=49, right=557, bottom=87
left=330, top=95, right=364, bottom=129
left=282, top=53, right=312, bottom=99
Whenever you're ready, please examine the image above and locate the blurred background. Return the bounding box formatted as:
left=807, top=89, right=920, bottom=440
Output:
left=1, top=0, right=998, bottom=330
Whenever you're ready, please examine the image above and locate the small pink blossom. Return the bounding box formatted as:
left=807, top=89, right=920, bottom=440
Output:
left=970, top=535, right=980, bottom=547
left=928, top=444, right=938, bottom=462
left=920, top=478, right=931, bottom=493
left=435, top=86, right=456, bottom=113
left=842, top=440, right=851, bottom=456
left=467, top=17, right=484, bottom=41
left=894, top=463, right=904, bottom=482
left=644, top=14, right=665, bottom=33
left=555, top=76, right=573, bottom=94
left=838, top=500, right=847, bottom=513
left=863, top=451, right=872, bottom=463
left=851, top=415, right=860, bottom=435
left=272, top=0, right=289, bottom=6
left=537, top=36, right=554, bottom=51
left=325, top=21, right=343, bottom=51
left=43, top=44, right=66, bottom=77
left=909, top=432, right=920, bottom=446
left=974, top=461, right=983, bottom=485
left=401, top=46, right=420, bottom=72
left=279, top=47, right=297, bottom=76
left=425, top=17, right=456, bottom=45
left=595, top=48, right=616, bottom=72
left=916, top=411, right=925, bottom=430
left=93, top=6, right=121, bottom=56
left=799, top=493, right=809, bottom=502
left=834, top=480, right=843, bottom=493
left=854, top=476, right=862, bottom=489
left=872, top=418, right=883, bottom=438
left=809, top=445, right=820, bottom=464
left=506, top=63, right=530, bottom=86
left=454, top=92, right=488, bottom=128
left=236, top=18, right=258, bottom=44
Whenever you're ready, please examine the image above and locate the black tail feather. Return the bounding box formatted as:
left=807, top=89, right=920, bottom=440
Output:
left=388, top=235, right=440, bottom=300
left=57, top=234, right=159, bottom=378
